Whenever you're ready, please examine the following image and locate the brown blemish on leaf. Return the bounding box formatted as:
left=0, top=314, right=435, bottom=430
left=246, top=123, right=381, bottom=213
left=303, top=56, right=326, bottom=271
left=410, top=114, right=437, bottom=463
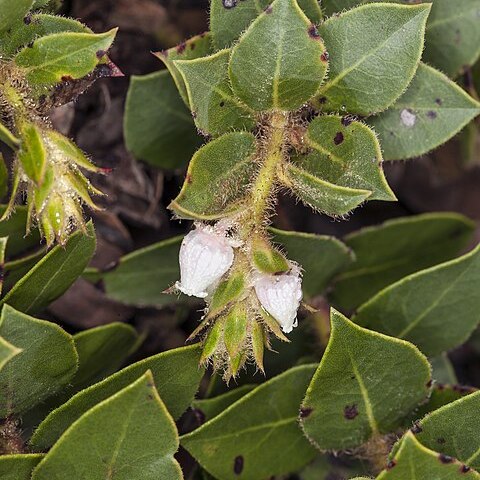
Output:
left=300, top=407, right=313, bottom=418
left=437, top=437, right=446, bottom=444
left=233, top=455, right=244, bottom=475
left=334, top=132, right=344, bottom=145
left=308, top=24, right=321, bottom=39
left=439, top=454, right=454, bottom=464
left=223, top=0, right=238, bottom=8
left=426, top=110, right=437, bottom=119
left=343, top=404, right=358, bottom=420
left=341, top=115, right=357, bottom=127
left=176, top=42, right=186, bottom=54
left=321, top=51, right=329, bottom=62
left=387, top=460, right=396, bottom=469
left=96, top=50, right=107, bottom=59
left=264, top=5, right=273, bottom=14
left=461, top=465, right=471, bottom=473
left=411, top=423, right=422, bottom=434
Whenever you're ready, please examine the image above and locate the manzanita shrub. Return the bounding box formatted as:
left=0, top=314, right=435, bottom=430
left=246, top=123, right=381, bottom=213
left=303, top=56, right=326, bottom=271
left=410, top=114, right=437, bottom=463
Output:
left=0, top=0, right=479, bottom=479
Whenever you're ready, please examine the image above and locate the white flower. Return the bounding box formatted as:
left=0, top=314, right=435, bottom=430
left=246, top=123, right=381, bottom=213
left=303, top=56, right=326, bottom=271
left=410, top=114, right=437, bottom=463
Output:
left=175, top=223, right=236, bottom=298
left=254, top=265, right=303, bottom=333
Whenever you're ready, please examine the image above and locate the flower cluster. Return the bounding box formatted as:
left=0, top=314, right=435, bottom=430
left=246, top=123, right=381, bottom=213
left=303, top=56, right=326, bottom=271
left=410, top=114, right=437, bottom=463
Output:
left=175, top=222, right=303, bottom=376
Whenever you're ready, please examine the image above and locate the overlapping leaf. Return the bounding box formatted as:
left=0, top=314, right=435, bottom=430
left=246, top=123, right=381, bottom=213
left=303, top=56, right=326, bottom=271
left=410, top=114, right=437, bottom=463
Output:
left=32, top=373, right=183, bottom=480
left=301, top=310, right=431, bottom=450
left=125, top=70, right=202, bottom=169
left=0, top=454, right=44, bottom=480
left=377, top=432, right=479, bottom=479
left=154, top=32, right=213, bottom=105
left=270, top=227, right=353, bottom=297
left=353, top=244, right=480, bottom=356
left=369, top=63, right=480, bottom=160
left=229, top=0, right=328, bottom=111
left=331, top=213, right=475, bottom=310
left=415, top=391, right=480, bottom=470
left=1, top=222, right=96, bottom=314
left=182, top=365, right=317, bottom=479
left=169, top=132, right=257, bottom=220
left=31, top=344, right=203, bottom=450
left=0, top=305, right=78, bottom=416
left=175, top=50, right=255, bottom=136
left=315, top=3, right=431, bottom=114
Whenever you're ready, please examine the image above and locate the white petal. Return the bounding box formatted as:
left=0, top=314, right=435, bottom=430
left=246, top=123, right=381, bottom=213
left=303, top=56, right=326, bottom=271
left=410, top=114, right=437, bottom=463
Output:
left=254, top=266, right=302, bottom=333
left=176, top=224, right=235, bottom=298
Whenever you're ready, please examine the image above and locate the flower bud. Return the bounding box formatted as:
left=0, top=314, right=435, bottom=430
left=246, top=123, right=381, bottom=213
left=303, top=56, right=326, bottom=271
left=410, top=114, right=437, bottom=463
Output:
left=254, top=266, right=302, bottom=333
left=176, top=223, right=236, bottom=298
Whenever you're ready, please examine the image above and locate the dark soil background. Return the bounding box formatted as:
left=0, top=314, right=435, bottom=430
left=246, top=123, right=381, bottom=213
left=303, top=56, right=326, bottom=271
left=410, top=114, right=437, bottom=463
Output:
left=44, top=1, right=480, bottom=475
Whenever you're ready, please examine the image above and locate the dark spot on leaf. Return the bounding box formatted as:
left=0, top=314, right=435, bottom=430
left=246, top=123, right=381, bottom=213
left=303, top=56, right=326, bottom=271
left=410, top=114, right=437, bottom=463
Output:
left=439, top=454, right=454, bottom=464
left=341, top=115, right=357, bottom=127
left=264, top=5, right=273, bottom=13
left=27, top=41, right=34, bottom=48
left=234, top=455, right=244, bottom=475
left=61, top=75, right=73, bottom=82
left=426, top=379, right=433, bottom=388
left=321, top=51, right=329, bottom=62
left=223, top=0, right=238, bottom=8
left=186, top=173, right=193, bottom=184
left=177, top=42, right=186, bottom=54
left=96, top=50, right=106, bottom=59
left=23, top=14, right=32, bottom=25
left=426, top=110, right=437, bottom=120
left=343, top=404, right=358, bottom=420
left=461, top=465, right=471, bottom=473
left=220, top=101, right=225, bottom=107
left=300, top=407, right=313, bottom=418
left=192, top=111, right=197, bottom=119
left=435, top=98, right=443, bottom=106
left=318, top=96, right=327, bottom=104
left=308, top=24, right=321, bottom=39
left=411, top=423, right=422, bottom=434
left=387, top=460, right=397, bottom=470
left=147, top=394, right=154, bottom=400
left=190, top=42, right=196, bottom=50
left=334, top=132, right=344, bottom=145
left=350, top=375, right=355, bottom=380
left=437, top=437, right=446, bottom=444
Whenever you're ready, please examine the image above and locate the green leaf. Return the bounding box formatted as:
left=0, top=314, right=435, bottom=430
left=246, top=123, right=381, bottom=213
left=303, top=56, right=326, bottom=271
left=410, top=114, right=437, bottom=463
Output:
left=430, top=353, right=458, bottom=385
left=353, top=244, right=480, bottom=356
left=182, top=365, right=317, bottom=480
left=210, top=0, right=322, bottom=50
left=0, top=454, right=44, bottom=480
left=301, top=310, right=431, bottom=450
left=154, top=32, right=213, bottom=105
left=0, top=205, right=40, bottom=257
left=270, top=227, right=354, bottom=298
left=377, top=432, right=480, bottom=479
left=175, top=50, right=255, bottom=136
left=423, top=0, right=480, bottom=79
left=0, top=0, right=33, bottom=34
left=415, top=391, right=480, bottom=470
left=281, top=161, right=372, bottom=216
left=97, top=236, right=182, bottom=308
left=298, top=455, right=368, bottom=480
left=170, top=132, right=257, bottom=220
left=0, top=305, right=78, bottom=416
left=331, top=212, right=475, bottom=311
left=18, top=122, right=47, bottom=185
left=315, top=3, right=431, bottom=115
left=0, top=335, right=21, bottom=371
left=32, top=372, right=183, bottom=480
left=368, top=63, right=480, bottom=161
left=0, top=120, right=20, bottom=150
left=192, top=385, right=256, bottom=422
left=125, top=70, right=202, bottom=170
left=1, top=222, right=96, bottom=314
left=297, top=115, right=395, bottom=200
left=14, top=29, right=117, bottom=85
left=229, top=0, right=328, bottom=111
left=0, top=13, right=91, bottom=58
left=71, top=323, right=139, bottom=391
left=30, top=344, right=203, bottom=450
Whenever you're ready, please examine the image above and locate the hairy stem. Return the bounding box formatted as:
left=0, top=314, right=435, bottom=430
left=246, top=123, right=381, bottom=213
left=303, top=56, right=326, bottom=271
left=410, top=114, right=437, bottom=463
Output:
left=250, top=110, right=288, bottom=230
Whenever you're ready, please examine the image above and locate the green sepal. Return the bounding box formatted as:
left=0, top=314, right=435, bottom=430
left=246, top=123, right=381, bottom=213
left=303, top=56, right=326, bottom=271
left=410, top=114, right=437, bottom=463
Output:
left=201, top=319, right=225, bottom=364
left=251, top=320, right=265, bottom=372
left=224, top=302, right=248, bottom=359
left=209, top=270, right=247, bottom=317
left=17, top=122, right=47, bottom=185
left=252, top=236, right=289, bottom=274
